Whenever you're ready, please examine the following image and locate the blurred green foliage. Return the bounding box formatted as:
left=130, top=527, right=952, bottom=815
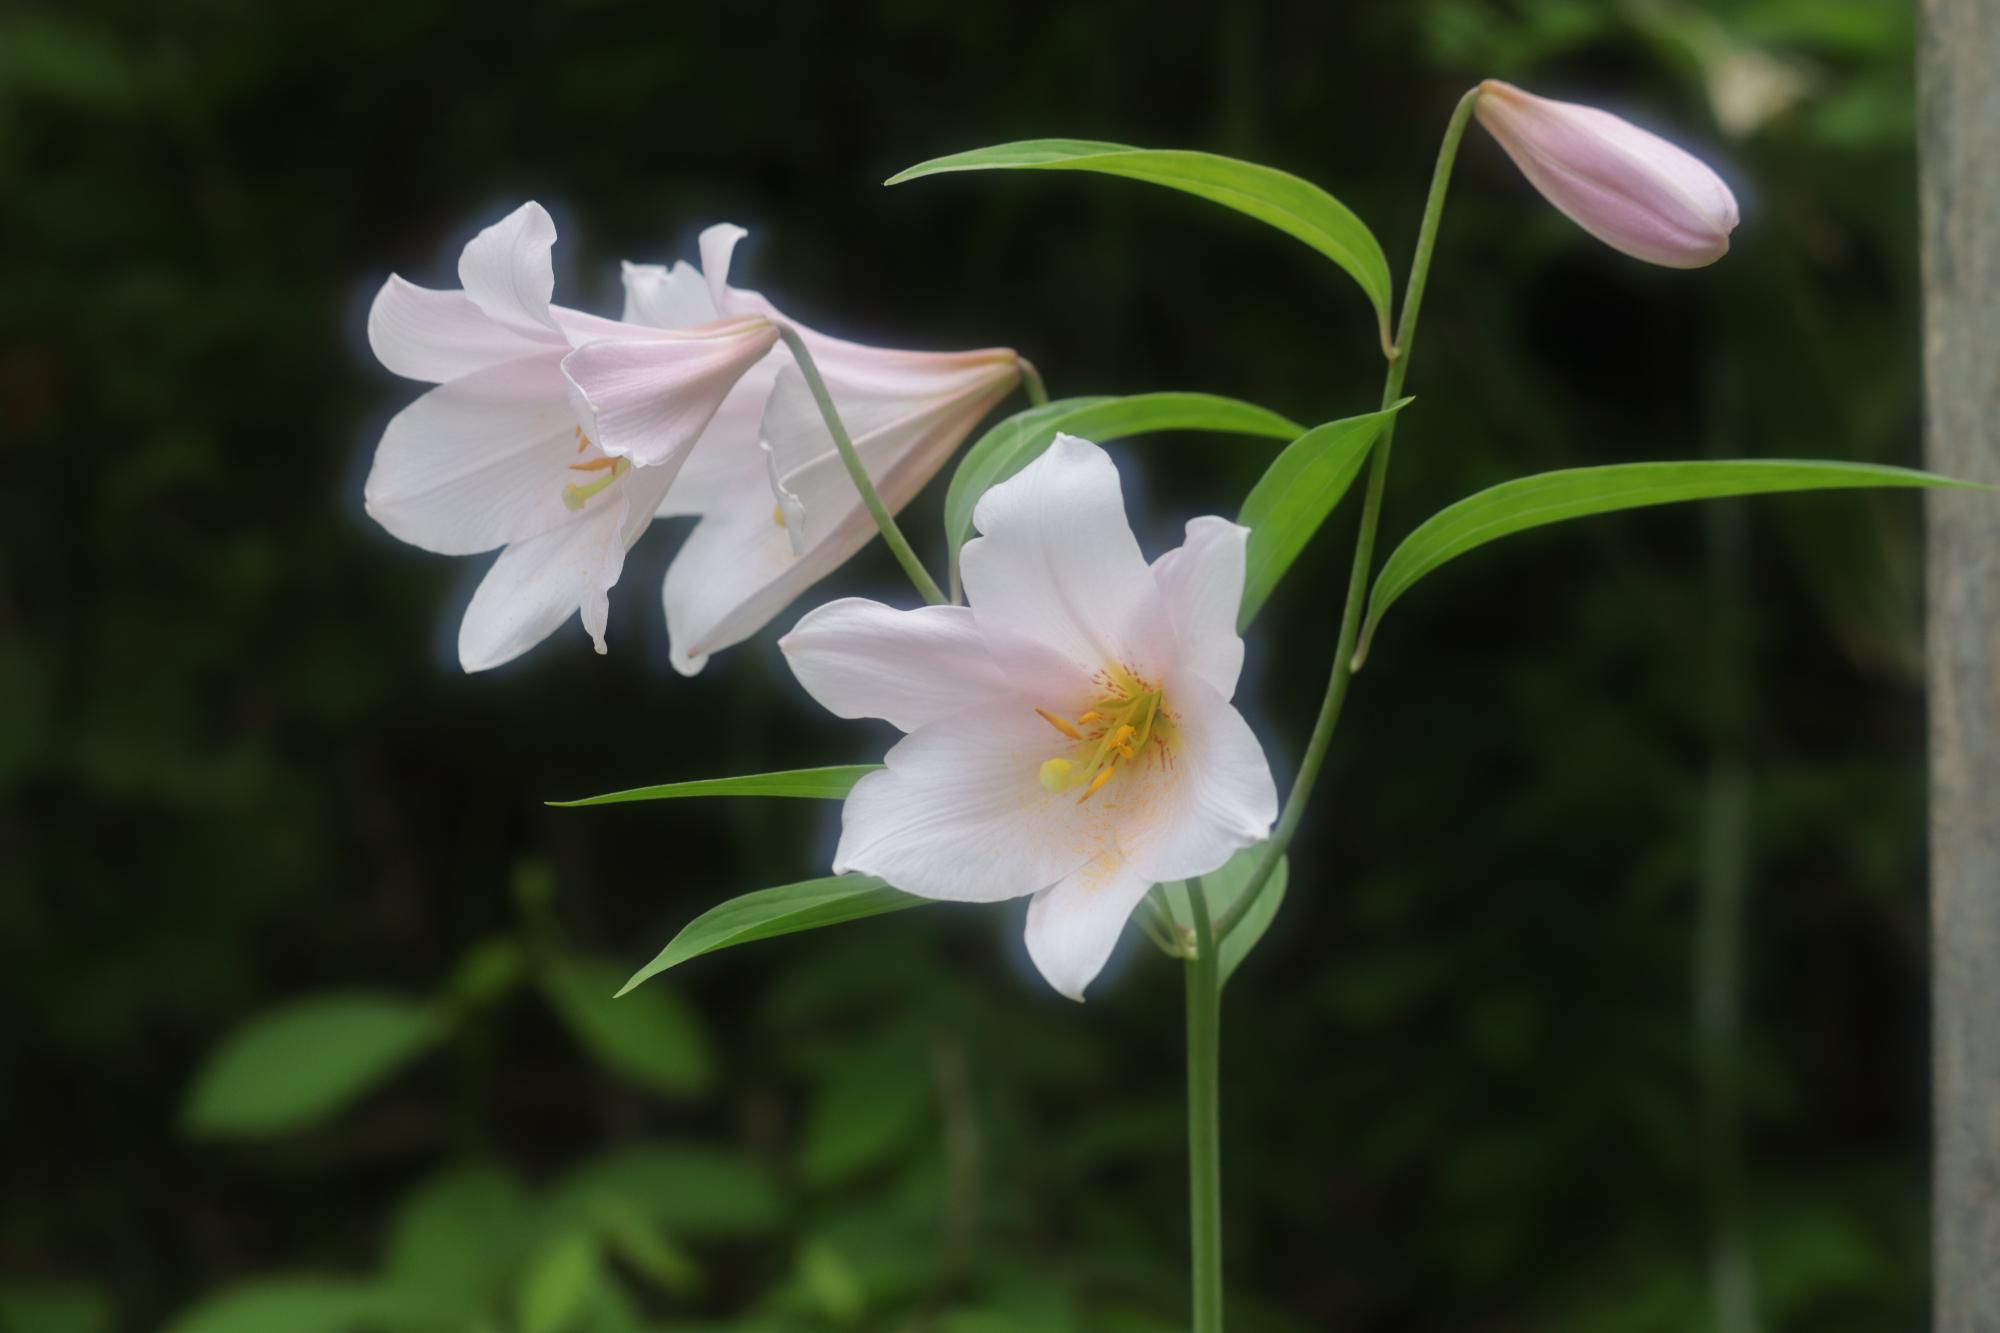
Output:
left=0, top=0, right=1929, bottom=1328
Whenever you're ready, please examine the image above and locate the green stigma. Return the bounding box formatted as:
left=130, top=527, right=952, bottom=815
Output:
left=562, top=456, right=631, bottom=510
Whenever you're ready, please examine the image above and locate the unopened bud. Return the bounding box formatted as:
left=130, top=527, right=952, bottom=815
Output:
left=1474, top=79, right=1739, bottom=269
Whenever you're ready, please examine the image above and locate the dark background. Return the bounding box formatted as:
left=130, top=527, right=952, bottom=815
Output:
left=0, top=1, right=1931, bottom=1329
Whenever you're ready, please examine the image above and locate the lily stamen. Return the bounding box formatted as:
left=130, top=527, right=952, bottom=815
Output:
left=561, top=456, right=631, bottom=510
left=1036, top=708, right=1084, bottom=740
left=1033, top=674, right=1179, bottom=803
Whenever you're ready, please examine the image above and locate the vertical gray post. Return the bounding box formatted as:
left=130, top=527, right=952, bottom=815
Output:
left=1921, top=2, right=2000, bottom=1326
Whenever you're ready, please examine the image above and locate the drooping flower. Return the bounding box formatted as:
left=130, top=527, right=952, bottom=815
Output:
left=780, top=435, right=1279, bottom=1000
left=363, top=203, right=777, bottom=671
left=577, top=226, right=1022, bottom=674
left=1474, top=79, right=1739, bottom=268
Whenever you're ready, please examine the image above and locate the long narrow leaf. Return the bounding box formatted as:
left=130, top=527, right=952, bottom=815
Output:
left=1237, top=401, right=1410, bottom=628
left=890, top=141, right=1394, bottom=351
left=619, top=876, right=923, bottom=995
left=550, top=766, right=880, bottom=808
left=1359, top=459, right=1989, bottom=659
left=944, top=392, right=1301, bottom=596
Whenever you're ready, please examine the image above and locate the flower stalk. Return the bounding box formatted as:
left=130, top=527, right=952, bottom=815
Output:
left=1214, top=86, right=1479, bottom=944
left=1020, top=356, right=1050, bottom=407
left=774, top=324, right=948, bottom=606
left=1185, top=878, right=1224, bottom=1333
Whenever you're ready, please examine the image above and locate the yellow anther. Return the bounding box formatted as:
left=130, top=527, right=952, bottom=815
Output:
left=568, top=456, right=621, bottom=473
left=1039, top=758, right=1073, bottom=793
left=772, top=504, right=788, bottom=528
left=1077, top=711, right=1102, bottom=726
left=1035, top=708, right=1084, bottom=740
left=1111, top=724, right=1136, bottom=747
left=1077, top=767, right=1116, bottom=803
left=574, top=427, right=590, bottom=454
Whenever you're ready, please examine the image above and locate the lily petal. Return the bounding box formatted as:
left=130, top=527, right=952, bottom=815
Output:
left=762, top=353, right=1019, bottom=553
left=660, top=499, right=847, bottom=676
left=367, top=276, right=560, bottom=383
left=458, top=492, right=631, bottom=671
left=457, top=201, right=565, bottom=337
left=364, top=352, right=582, bottom=556
left=620, top=259, right=720, bottom=329
left=1023, top=855, right=1155, bottom=1001
left=959, top=434, right=1173, bottom=679
left=1124, top=675, right=1278, bottom=885
left=698, top=223, right=748, bottom=314
left=560, top=319, right=780, bottom=469
left=781, top=599, right=1012, bottom=732
left=1149, top=515, right=1250, bottom=698
left=660, top=354, right=1013, bottom=674
left=833, top=707, right=1104, bottom=903
left=652, top=355, right=785, bottom=518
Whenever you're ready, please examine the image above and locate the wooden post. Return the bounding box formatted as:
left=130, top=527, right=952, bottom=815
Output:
left=1921, top=2, right=2000, bottom=1326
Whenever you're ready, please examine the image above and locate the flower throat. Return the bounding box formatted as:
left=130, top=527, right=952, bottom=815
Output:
left=1035, top=665, right=1179, bottom=804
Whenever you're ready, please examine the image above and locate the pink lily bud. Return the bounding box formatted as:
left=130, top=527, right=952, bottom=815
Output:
left=1474, top=79, right=1739, bottom=269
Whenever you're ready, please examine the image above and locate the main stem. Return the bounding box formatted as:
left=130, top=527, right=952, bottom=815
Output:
left=775, top=324, right=948, bottom=606
left=1213, top=86, right=1479, bottom=943
left=1186, top=879, right=1224, bottom=1332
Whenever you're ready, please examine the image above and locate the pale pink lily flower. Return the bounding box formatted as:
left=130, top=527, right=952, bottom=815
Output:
left=363, top=203, right=777, bottom=671
left=1474, top=79, right=1740, bottom=268
left=587, top=226, right=1022, bottom=674
left=781, top=435, right=1278, bottom=1000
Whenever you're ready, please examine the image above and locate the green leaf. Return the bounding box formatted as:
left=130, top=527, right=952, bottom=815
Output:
left=161, top=1280, right=386, bottom=1333
left=584, top=1195, right=702, bottom=1296
left=181, top=992, right=441, bottom=1138
left=798, top=1238, right=867, bottom=1323
left=1162, top=846, right=1289, bottom=987
left=558, top=1145, right=783, bottom=1237
left=382, top=1162, right=534, bottom=1324
left=541, top=953, right=712, bottom=1097
left=799, top=1036, right=933, bottom=1188
left=0, top=1283, right=113, bottom=1333
left=443, top=935, right=527, bottom=1011
left=549, top=765, right=881, bottom=807
left=1358, top=459, right=1991, bottom=660
left=1237, top=401, right=1410, bottom=627
left=943, top=392, right=1302, bottom=595
left=618, top=875, right=922, bottom=996
left=517, top=1232, right=603, bottom=1333
left=890, top=141, right=1394, bottom=352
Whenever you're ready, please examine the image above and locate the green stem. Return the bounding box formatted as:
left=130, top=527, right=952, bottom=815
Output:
left=1186, top=879, right=1224, bottom=1332
left=1019, top=355, right=1050, bottom=407
left=1214, top=85, right=1479, bottom=943
left=775, top=324, right=947, bottom=606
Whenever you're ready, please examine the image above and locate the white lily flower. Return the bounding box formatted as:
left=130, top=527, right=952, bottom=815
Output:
left=780, top=435, right=1279, bottom=1000
left=363, top=203, right=777, bottom=671
left=592, top=225, right=1022, bottom=674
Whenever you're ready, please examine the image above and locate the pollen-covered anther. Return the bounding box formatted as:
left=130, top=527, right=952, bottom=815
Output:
left=1036, top=708, right=1084, bottom=740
